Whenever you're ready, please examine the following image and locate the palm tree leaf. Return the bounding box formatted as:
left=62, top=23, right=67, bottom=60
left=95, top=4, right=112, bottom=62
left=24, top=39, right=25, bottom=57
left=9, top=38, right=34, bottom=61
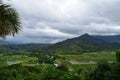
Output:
left=0, top=3, right=21, bottom=38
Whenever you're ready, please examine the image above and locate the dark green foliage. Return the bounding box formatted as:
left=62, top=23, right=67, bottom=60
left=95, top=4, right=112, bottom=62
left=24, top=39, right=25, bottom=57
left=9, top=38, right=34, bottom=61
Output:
left=0, top=43, right=51, bottom=54
left=37, top=53, right=57, bottom=64
left=109, top=63, right=120, bottom=80
left=38, top=55, right=54, bottom=64
left=56, top=62, right=69, bottom=72
left=86, top=58, right=120, bottom=80
left=40, top=65, right=81, bottom=80
left=116, top=50, right=120, bottom=62
left=0, top=64, right=81, bottom=80
left=40, top=65, right=62, bottom=80
left=99, top=63, right=120, bottom=80
left=88, top=61, right=111, bottom=80
left=0, top=3, right=21, bottom=38
left=0, top=64, right=45, bottom=80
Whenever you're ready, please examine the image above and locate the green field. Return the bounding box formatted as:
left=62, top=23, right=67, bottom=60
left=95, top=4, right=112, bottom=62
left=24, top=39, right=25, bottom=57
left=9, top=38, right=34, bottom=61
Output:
left=54, top=51, right=116, bottom=71
left=60, top=51, right=116, bottom=62
left=0, top=51, right=118, bottom=80
left=0, top=54, right=38, bottom=67
left=0, top=51, right=116, bottom=71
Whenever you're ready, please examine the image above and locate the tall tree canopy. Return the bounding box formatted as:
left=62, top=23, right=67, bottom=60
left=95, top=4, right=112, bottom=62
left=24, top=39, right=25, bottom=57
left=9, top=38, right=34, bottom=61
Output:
left=0, top=2, right=21, bottom=38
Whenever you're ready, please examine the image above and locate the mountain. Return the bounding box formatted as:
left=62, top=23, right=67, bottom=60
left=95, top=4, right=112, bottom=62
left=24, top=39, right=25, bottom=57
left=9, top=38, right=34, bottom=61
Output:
left=93, top=35, right=120, bottom=43
left=0, top=39, right=10, bottom=44
left=47, top=33, right=116, bottom=54
left=6, top=43, right=51, bottom=50
left=0, top=39, right=22, bottom=44
left=0, top=43, right=51, bottom=54
left=1, top=33, right=120, bottom=55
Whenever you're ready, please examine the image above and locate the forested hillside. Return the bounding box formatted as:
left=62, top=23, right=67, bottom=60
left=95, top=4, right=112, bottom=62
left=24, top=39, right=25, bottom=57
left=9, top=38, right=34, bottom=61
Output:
left=1, top=34, right=120, bottom=55
left=47, top=34, right=120, bottom=54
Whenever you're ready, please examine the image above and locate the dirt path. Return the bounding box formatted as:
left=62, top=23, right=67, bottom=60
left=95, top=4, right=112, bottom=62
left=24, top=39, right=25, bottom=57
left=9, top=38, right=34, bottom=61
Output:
left=70, top=60, right=96, bottom=64
left=7, top=61, right=24, bottom=65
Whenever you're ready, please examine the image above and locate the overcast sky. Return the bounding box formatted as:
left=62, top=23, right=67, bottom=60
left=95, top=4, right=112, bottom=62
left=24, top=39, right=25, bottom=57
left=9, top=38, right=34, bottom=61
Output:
left=3, top=0, right=120, bottom=43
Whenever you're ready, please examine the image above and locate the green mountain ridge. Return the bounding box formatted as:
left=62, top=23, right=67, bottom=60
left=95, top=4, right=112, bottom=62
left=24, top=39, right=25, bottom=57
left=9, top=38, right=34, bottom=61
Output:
left=0, top=43, right=51, bottom=54
left=47, top=33, right=120, bottom=54
left=0, top=39, right=10, bottom=44
left=1, top=33, right=120, bottom=55
left=93, top=35, right=120, bottom=43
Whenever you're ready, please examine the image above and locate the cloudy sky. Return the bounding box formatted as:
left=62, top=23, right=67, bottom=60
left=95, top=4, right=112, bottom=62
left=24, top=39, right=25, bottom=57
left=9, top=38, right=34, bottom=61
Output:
left=3, top=0, right=120, bottom=43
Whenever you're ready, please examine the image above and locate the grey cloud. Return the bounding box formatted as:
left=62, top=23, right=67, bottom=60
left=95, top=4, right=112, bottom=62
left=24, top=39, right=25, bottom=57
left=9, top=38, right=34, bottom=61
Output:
left=3, top=0, right=120, bottom=43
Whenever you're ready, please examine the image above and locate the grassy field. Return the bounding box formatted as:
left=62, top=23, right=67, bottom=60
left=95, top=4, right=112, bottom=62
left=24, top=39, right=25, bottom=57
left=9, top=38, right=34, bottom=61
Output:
left=60, top=51, right=116, bottom=62
left=0, top=51, right=116, bottom=71
left=56, top=51, right=116, bottom=71
left=0, top=54, right=38, bottom=67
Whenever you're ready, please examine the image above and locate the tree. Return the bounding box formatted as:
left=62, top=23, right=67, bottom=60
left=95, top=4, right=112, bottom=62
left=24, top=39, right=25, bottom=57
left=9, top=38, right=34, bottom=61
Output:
left=0, top=2, right=21, bottom=38
left=116, top=50, right=120, bottom=62
left=88, top=61, right=111, bottom=80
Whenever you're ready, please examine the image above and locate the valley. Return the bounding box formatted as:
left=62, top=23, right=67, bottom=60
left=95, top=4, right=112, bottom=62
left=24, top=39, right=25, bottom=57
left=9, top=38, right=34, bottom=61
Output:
left=0, top=33, right=119, bottom=80
left=0, top=51, right=116, bottom=69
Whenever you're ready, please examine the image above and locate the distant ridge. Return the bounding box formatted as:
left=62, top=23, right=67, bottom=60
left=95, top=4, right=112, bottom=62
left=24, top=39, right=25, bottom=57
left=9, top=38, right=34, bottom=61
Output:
left=47, top=33, right=120, bottom=54
left=0, top=39, right=10, bottom=44
left=1, top=33, right=120, bottom=55
left=93, top=35, right=120, bottom=43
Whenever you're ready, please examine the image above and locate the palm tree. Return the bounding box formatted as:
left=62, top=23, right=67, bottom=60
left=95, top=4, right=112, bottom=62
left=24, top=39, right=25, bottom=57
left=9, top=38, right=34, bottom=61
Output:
left=0, top=2, right=21, bottom=38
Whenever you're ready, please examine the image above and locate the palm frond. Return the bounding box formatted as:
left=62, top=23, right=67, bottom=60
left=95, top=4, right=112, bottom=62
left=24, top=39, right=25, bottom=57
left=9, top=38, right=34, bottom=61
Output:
left=0, top=3, right=21, bottom=38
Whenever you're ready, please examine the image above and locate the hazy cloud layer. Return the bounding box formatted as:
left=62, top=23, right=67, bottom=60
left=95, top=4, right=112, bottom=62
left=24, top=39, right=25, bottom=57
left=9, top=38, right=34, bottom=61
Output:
left=3, top=0, right=120, bottom=43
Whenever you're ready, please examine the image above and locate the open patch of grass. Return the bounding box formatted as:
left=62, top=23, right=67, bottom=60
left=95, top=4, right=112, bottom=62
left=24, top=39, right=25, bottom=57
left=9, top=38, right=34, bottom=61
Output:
left=60, top=51, right=116, bottom=62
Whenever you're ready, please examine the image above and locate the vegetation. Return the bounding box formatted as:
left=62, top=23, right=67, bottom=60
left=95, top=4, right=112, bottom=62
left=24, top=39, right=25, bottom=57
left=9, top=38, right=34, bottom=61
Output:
left=47, top=34, right=120, bottom=55
left=0, top=50, right=119, bottom=80
left=0, top=43, right=51, bottom=54
left=1, top=1, right=119, bottom=80
left=0, top=2, right=21, bottom=38
left=0, top=4, right=120, bottom=79
left=116, top=50, right=120, bottom=62
left=0, top=34, right=120, bottom=56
